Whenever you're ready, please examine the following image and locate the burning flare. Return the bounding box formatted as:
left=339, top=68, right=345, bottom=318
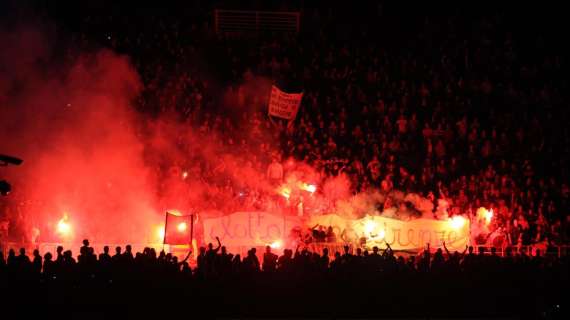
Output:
left=278, top=186, right=291, bottom=199
left=57, top=214, right=72, bottom=237
left=157, top=225, right=165, bottom=242
left=300, top=183, right=317, bottom=193
left=177, top=222, right=187, bottom=232
left=476, top=207, right=494, bottom=226
left=449, top=215, right=467, bottom=229
left=269, top=240, right=282, bottom=249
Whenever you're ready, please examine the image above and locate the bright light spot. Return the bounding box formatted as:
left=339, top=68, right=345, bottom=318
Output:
left=57, top=215, right=71, bottom=237
left=167, top=209, right=183, bottom=216
left=378, top=229, right=386, bottom=240
left=177, top=222, right=187, bottom=232
left=270, top=240, right=282, bottom=249
left=364, top=219, right=377, bottom=234
left=278, top=186, right=291, bottom=199
left=182, top=171, right=188, bottom=180
left=157, top=225, right=165, bottom=241
left=300, top=183, right=317, bottom=193
left=449, top=215, right=467, bottom=229
left=476, top=207, right=494, bottom=226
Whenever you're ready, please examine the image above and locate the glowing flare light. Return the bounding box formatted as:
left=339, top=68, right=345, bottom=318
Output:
left=278, top=186, right=291, bottom=199
left=57, top=215, right=72, bottom=237
left=300, top=183, right=317, bottom=193
left=364, top=219, right=378, bottom=234
left=449, top=215, right=467, bottom=230
left=177, top=222, right=188, bottom=232
left=157, top=225, right=165, bottom=242
left=269, top=240, right=282, bottom=249
left=476, top=207, right=494, bottom=226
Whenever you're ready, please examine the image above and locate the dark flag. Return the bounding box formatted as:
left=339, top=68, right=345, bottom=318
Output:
left=163, top=212, right=193, bottom=245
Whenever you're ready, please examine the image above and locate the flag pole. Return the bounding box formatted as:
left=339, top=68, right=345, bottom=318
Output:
left=190, top=214, right=194, bottom=246
left=162, top=211, right=168, bottom=252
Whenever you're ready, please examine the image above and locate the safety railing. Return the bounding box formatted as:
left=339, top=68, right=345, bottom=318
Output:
left=214, top=10, right=300, bottom=33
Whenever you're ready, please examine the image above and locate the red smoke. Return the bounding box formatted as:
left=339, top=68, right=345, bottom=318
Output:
left=0, top=23, right=158, bottom=243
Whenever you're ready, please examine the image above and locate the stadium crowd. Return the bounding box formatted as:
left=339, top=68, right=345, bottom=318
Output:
left=0, top=2, right=568, bottom=317
left=2, top=2, right=569, bottom=248
left=0, top=239, right=567, bottom=317
left=53, top=2, right=569, bottom=248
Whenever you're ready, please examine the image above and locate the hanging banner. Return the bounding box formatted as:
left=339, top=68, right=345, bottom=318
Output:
left=268, top=85, right=303, bottom=120
left=203, top=211, right=302, bottom=247
left=309, top=214, right=470, bottom=252
left=202, top=211, right=469, bottom=252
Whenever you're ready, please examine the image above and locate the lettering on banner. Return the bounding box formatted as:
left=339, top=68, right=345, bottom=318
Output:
left=205, top=212, right=300, bottom=246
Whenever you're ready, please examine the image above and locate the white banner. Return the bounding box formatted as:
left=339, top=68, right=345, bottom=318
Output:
left=309, top=214, right=470, bottom=252
left=203, top=211, right=302, bottom=247
left=268, top=85, right=303, bottom=120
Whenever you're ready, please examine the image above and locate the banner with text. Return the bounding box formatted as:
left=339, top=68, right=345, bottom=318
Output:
left=203, top=211, right=302, bottom=247
left=268, top=85, right=303, bottom=120
left=309, top=214, right=470, bottom=252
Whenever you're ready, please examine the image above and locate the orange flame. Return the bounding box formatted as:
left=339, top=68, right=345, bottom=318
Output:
left=57, top=214, right=72, bottom=237
left=269, top=240, right=282, bottom=249
left=449, top=215, right=467, bottom=229
left=278, top=185, right=291, bottom=199
left=156, top=225, right=165, bottom=242
left=177, top=222, right=187, bottom=232
left=300, top=182, right=317, bottom=193
left=476, top=207, right=494, bottom=226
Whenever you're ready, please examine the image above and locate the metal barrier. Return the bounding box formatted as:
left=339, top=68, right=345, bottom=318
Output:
left=214, top=10, right=300, bottom=33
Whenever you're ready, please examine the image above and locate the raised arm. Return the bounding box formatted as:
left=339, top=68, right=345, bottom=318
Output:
left=383, top=242, right=392, bottom=256
left=442, top=241, right=451, bottom=257
left=214, top=236, right=221, bottom=252
left=179, top=250, right=193, bottom=264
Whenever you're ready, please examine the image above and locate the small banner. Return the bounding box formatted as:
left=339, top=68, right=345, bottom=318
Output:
left=268, top=85, right=303, bottom=120
left=164, top=212, right=193, bottom=245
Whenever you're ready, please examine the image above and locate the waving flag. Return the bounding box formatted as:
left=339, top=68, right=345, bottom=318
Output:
left=163, top=212, right=194, bottom=245
left=268, top=85, right=303, bottom=120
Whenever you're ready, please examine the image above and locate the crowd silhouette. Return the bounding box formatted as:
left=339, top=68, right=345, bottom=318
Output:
left=0, top=238, right=567, bottom=317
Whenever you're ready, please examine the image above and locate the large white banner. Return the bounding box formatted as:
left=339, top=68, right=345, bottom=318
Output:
left=202, top=212, right=469, bottom=252
left=268, top=85, right=303, bottom=120
left=309, top=214, right=470, bottom=252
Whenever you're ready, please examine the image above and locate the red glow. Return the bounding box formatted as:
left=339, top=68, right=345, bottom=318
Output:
left=177, top=222, right=187, bottom=232
left=269, top=240, right=282, bottom=249
left=156, top=225, right=165, bottom=242
left=449, top=215, right=467, bottom=229
left=57, top=214, right=72, bottom=238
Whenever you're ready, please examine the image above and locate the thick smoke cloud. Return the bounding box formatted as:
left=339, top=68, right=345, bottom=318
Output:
left=0, top=23, right=158, bottom=243
left=0, top=20, right=445, bottom=246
